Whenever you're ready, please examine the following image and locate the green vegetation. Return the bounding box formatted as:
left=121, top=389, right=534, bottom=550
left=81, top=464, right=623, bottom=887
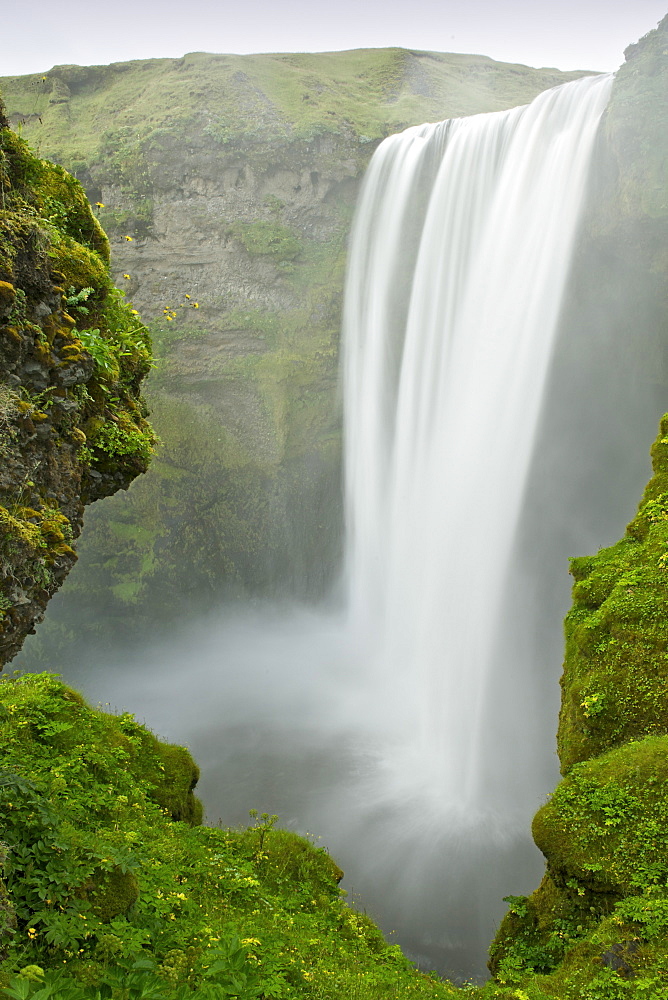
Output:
left=2, top=20, right=668, bottom=999
left=0, top=672, right=458, bottom=1000
left=0, top=52, right=586, bottom=176
left=228, top=221, right=302, bottom=266
left=0, top=105, right=155, bottom=662
left=483, top=416, right=668, bottom=998
left=558, top=415, right=668, bottom=771
left=0, top=122, right=154, bottom=486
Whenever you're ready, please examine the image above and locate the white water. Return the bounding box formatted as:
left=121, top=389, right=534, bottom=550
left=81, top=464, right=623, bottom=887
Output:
left=343, top=74, right=613, bottom=830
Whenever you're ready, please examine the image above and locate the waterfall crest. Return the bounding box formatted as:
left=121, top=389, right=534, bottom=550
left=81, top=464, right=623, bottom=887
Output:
left=343, top=73, right=613, bottom=823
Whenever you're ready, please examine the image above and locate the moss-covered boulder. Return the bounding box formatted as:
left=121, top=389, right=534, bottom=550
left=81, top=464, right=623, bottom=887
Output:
left=0, top=99, right=154, bottom=664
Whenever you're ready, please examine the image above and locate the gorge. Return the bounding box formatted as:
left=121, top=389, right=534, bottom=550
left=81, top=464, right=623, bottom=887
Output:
left=0, top=12, right=667, bottom=998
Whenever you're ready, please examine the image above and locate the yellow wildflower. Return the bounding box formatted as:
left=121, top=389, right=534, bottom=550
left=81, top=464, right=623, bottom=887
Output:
left=123, top=235, right=134, bottom=241
left=123, top=273, right=131, bottom=280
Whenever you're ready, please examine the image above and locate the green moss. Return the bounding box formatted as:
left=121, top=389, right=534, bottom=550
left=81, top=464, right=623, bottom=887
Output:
left=84, top=867, right=140, bottom=922
left=557, top=414, right=668, bottom=773
left=150, top=741, right=202, bottom=826
left=489, top=410, right=668, bottom=997
left=0, top=120, right=155, bottom=506
left=229, top=219, right=302, bottom=262
left=488, top=874, right=611, bottom=984
left=46, top=229, right=108, bottom=288
left=534, top=735, right=668, bottom=894
left=0, top=672, right=458, bottom=999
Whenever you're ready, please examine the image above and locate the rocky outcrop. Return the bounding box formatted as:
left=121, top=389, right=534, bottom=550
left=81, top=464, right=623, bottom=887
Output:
left=0, top=108, right=153, bottom=664
left=488, top=16, right=668, bottom=995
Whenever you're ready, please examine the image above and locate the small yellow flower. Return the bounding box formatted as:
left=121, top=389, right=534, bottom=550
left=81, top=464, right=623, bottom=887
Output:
left=123, top=273, right=131, bottom=279
left=123, top=235, right=134, bottom=241
left=95, top=201, right=105, bottom=209
left=184, top=294, right=191, bottom=299
left=27, top=927, right=38, bottom=939
left=131, top=309, right=139, bottom=315
left=193, top=302, right=199, bottom=309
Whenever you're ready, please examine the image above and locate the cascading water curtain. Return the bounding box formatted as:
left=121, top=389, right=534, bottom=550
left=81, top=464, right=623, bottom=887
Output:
left=343, top=73, right=612, bottom=839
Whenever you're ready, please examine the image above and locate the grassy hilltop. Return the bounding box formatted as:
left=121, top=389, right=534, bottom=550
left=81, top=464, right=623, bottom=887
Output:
left=0, top=49, right=586, bottom=162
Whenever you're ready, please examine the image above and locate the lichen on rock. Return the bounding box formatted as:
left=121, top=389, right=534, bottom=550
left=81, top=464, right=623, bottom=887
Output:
left=0, top=98, right=154, bottom=665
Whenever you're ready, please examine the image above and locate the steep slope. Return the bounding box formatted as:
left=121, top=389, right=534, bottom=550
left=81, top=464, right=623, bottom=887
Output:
left=485, top=18, right=668, bottom=997
left=1, top=50, right=588, bottom=642
left=0, top=103, right=153, bottom=664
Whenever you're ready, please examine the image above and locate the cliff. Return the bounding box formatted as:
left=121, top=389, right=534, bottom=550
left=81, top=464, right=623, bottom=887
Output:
left=0, top=102, right=153, bottom=664
left=0, top=50, right=588, bottom=643
left=486, top=15, right=668, bottom=998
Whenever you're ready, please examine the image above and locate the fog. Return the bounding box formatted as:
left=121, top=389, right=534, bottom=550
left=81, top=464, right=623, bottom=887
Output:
left=36, top=601, right=540, bottom=979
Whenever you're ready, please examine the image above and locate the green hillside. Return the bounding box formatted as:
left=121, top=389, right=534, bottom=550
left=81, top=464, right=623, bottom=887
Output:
left=0, top=49, right=586, bottom=165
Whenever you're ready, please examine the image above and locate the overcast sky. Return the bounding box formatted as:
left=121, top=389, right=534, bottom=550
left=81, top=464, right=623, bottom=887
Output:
left=1, top=1, right=665, bottom=77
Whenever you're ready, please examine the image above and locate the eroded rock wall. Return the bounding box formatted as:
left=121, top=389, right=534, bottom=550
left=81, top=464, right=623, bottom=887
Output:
left=0, top=107, right=153, bottom=664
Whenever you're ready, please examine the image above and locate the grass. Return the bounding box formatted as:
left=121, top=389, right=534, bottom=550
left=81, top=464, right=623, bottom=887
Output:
left=0, top=51, right=587, bottom=171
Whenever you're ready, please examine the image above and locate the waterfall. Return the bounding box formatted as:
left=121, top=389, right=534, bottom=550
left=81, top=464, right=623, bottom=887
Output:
left=43, top=72, right=619, bottom=985
left=341, top=72, right=612, bottom=962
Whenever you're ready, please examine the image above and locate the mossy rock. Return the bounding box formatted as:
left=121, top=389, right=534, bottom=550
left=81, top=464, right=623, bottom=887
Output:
left=534, top=735, right=668, bottom=896
left=149, top=741, right=203, bottom=826
left=47, top=230, right=108, bottom=289
left=488, top=873, right=616, bottom=982
left=82, top=866, right=139, bottom=922
left=558, top=414, right=668, bottom=772
left=0, top=105, right=154, bottom=664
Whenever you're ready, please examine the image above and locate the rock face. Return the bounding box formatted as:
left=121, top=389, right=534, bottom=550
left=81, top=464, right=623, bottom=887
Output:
left=0, top=50, right=589, bottom=642
left=0, top=104, right=153, bottom=664
left=488, top=16, right=668, bottom=995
